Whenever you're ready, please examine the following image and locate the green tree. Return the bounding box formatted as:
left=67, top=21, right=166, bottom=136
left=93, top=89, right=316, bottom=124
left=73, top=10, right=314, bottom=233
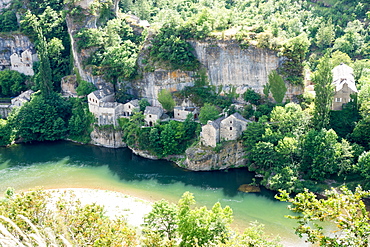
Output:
left=270, top=103, right=310, bottom=136
left=312, top=54, right=334, bottom=130
left=68, top=98, right=95, bottom=143
left=198, top=103, right=220, bottom=125
left=76, top=80, right=97, bottom=96
left=268, top=70, right=287, bottom=104
left=280, top=33, right=310, bottom=85
left=101, top=41, right=138, bottom=84
left=351, top=116, right=370, bottom=150
left=143, top=199, right=178, bottom=240
left=0, top=10, right=18, bottom=32
left=315, top=18, right=335, bottom=49
left=139, top=98, right=151, bottom=112
left=0, top=70, right=27, bottom=97
left=276, top=186, right=370, bottom=246
left=8, top=92, right=71, bottom=142
left=158, top=89, right=175, bottom=112
left=0, top=119, right=12, bottom=146
left=300, top=129, right=342, bottom=180
left=243, top=88, right=261, bottom=105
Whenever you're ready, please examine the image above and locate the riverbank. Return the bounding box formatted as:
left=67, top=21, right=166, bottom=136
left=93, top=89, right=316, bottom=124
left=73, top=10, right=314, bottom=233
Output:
left=46, top=188, right=153, bottom=228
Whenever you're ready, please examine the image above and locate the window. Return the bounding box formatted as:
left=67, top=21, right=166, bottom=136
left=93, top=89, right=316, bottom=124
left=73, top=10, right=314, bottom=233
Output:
left=128, top=105, right=131, bottom=109
left=335, top=98, right=342, bottom=102
left=149, top=114, right=152, bottom=118
left=230, top=127, right=232, bottom=130
left=230, top=121, right=232, bottom=124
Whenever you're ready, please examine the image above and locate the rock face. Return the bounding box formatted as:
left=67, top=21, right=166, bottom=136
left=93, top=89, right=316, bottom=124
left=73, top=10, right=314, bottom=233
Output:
left=191, top=40, right=302, bottom=100
left=181, top=141, right=247, bottom=171
left=0, top=34, right=35, bottom=71
left=133, top=70, right=195, bottom=106
left=90, top=126, right=125, bottom=148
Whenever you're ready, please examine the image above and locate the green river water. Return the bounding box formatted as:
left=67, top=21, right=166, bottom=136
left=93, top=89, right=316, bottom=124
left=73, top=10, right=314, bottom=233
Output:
left=0, top=141, right=307, bottom=246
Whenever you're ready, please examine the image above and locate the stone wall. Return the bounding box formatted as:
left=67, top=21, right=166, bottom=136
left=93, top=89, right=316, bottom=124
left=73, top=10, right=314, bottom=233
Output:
left=180, top=141, right=247, bottom=171
left=90, top=126, right=125, bottom=148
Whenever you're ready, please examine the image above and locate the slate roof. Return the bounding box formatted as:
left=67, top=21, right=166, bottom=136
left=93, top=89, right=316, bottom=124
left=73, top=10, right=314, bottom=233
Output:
left=144, top=106, right=163, bottom=116
left=332, top=63, right=357, bottom=93
left=12, top=89, right=34, bottom=103
left=92, top=88, right=114, bottom=100
left=101, top=102, right=122, bottom=108
left=208, top=115, right=225, bottom=129
left=229, top=112, right=251, bottom=123
left=127, top=99, right=139, bottom=108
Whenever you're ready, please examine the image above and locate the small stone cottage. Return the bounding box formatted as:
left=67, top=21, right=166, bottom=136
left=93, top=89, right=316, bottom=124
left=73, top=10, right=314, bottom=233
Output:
left=144, top=106, right=163, bottom=126
left=174, top=106, right=199, bottom=120
left=200, top=112, right=251, bottom=147
left=332, top=63, right=358, bottom=111
left=88, top=89, right=125, bottom=126
left=11, top=89, right=34, bottom=107
left=123, top=99, right=140, bottom=117
left=10, top=49, right=34, bottom=76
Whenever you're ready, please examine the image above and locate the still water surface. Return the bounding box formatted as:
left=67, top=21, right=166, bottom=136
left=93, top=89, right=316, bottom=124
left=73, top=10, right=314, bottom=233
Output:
left=0, top=141, right=305, bottom=246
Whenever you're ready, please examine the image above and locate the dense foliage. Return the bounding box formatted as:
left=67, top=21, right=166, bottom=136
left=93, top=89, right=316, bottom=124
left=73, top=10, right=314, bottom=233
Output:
left=0, top=70, right=27, bottom=97
left=277, top=186, right=370, bottom=246
left=121, top=113, right=199, bottom=157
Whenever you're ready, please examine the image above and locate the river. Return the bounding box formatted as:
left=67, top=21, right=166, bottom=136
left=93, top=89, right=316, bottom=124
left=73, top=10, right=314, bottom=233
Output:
left=0, top=141, right=306, bottom=246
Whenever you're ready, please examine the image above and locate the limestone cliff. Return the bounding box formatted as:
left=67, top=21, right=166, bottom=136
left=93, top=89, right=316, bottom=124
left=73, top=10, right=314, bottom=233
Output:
left=191, top=40, right=302, bottom=100
left=133, top=70, right=196, bottom=106
left=180, top=141, right=247, bottom=171
left=0, top=34, right=35, bottom=70
left=90, top=126, right=125, bottom=148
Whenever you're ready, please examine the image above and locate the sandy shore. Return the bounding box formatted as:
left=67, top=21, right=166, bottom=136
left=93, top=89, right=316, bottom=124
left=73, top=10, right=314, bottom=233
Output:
left=47, top=188, right=153, bottom=228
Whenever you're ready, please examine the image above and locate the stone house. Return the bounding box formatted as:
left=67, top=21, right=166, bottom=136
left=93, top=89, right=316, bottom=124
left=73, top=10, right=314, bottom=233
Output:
left=10, top=49, right=34, bottom=76
left=88, top=89, right=124, bottom=126
left=332, top=63, right=358, bottom=111
left=174, top=106, right=199, bottom=120
left=123, top=99, right=140, bottom=117
left=200, top=113, right=251, bottom=147
left=144, top=106, right=163, bottom=126
left=11, top=89, right=34, bottom=107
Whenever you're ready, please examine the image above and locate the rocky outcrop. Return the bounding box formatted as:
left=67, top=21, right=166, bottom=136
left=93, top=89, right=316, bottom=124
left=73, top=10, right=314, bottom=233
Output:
left=133, top=69, right=195, bottom=106
left=61, top=75, right=78, bottom=97
left=191, top=40, right=302, bottom=100
left=0, top=34, right=35, bottom=70
left=180, top=141, right=247, bottom=171
left=90, top=126, right=125, bottom=148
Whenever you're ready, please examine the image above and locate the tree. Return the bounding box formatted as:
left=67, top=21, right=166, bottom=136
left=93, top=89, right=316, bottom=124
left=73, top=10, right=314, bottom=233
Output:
left=0, top=189, right=138, bottom=246
left=35, top=27, right=53, bottom=95
left=312, top=54, right=334, bottom=130
left=280, top=33, right=310, bottom=85
left=101, top=41, right=138, bottom=84
left=243, top=88, right=261, bottom=105
left=143, top=199, right=178, bottom=240
left=315, top=18, right=335, bottom=49
left=68, top=98, right=95, bottom=143
left=139, top=98, right=151, bottom=112
left=0, top=70, right=27, bottom=97
left=268, top=70, right=287, bottom=104
left=8, top=91, right=71, bottom=142
left=198, top=103, right=220, bottom=125
left=76, top=80, right=97, bottom=96
left=143, top=192, right=233, bottom=247
left=158, top=89, right=175, bottom=112
left=276, top=186, right=370, bottom=246
left=0, top=119, right=12, bottom=146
